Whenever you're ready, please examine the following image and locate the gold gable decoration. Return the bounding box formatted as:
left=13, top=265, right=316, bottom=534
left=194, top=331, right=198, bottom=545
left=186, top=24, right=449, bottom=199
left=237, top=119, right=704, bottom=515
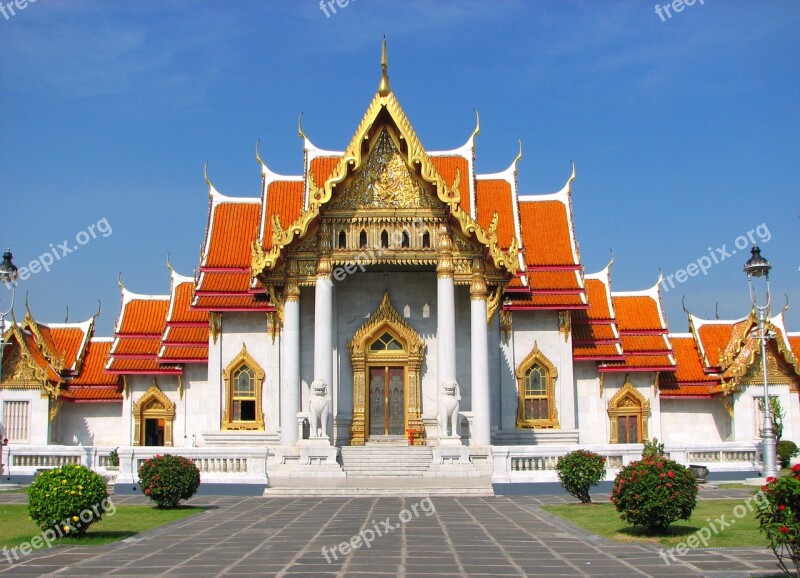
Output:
left=250, top=44, right=520, bottom=279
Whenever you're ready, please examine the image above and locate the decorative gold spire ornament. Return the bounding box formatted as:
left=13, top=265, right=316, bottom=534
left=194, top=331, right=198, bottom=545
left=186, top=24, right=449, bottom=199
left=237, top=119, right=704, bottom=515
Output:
left=378, top=36, right=391, bottom=96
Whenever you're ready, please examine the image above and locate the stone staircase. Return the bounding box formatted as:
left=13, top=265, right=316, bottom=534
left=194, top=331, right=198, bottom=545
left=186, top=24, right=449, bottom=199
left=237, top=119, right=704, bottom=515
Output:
left=340, top=444, right=433, bottom=478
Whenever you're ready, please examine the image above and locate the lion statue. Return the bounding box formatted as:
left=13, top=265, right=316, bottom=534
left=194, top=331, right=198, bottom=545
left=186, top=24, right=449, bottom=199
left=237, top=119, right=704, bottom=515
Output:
left=309, top=379, right=330, bottom=438
left=438, top=378, right=461, bottom=438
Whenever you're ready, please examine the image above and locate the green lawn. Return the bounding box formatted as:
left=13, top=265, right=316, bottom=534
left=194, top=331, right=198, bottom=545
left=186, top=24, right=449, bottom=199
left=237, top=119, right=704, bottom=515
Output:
left=0, top=504, right=202, bottom=550
left=544, top=500, right=767, bottom=548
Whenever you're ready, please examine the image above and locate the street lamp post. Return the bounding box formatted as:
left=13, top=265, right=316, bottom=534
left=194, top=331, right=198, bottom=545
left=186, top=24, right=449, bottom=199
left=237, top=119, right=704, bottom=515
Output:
left=0, top=248, right=20, bottom=384
left=743, top=245, right=778, bottom=480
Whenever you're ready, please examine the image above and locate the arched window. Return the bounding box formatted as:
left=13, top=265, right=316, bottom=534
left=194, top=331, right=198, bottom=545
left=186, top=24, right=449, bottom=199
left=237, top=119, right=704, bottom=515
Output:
left=422, top=231, right=431, bottom=248
left=132, top=381, right=175, bottom=446
left=338, top=230, right=346, bottom=249
left=516, top=342, right=559, bottom=429
left=401, top=231, right=410, bottom=248
left=360, top=230, right=368, bottom=248
left=608, top=375, right=650, bottom=443
left=222, top=344, right=265, bottom=430
left=381, top=230, right=389, bottom=248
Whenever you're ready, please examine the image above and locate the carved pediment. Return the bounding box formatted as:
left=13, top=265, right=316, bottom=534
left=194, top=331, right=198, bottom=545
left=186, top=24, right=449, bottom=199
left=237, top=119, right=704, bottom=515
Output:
left=329, top=128, right=440, bottom=212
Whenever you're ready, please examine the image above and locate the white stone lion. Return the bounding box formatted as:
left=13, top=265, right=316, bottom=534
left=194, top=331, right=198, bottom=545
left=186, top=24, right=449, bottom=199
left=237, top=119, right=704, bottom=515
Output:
left=438, top=378, right=461, bottom=438
left=309, top=379, right=330, bottom=438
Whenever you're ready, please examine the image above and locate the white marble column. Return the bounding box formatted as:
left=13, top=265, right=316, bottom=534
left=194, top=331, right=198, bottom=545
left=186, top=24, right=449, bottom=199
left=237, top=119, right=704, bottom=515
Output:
left=436, top=225, right=456, bottom=386
left=470, top=259, right=491, bottom=446
left=280, top=275, right=300, bottom=446
left=312, top=256, right=333, bottom=440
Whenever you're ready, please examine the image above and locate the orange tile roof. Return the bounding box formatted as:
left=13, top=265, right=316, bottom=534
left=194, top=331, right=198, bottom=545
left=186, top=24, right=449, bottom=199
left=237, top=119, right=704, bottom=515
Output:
left=113, top=338, right=159, bottom=356
left=695, top=323, right=737, bottom=368
left=475, top=179, right=515, bottom=250
left=506, top=293, right=586, bottom=308
left=63, top=386, right=122, bottom=402
left=70, top=340, right=119, bottom=386
left=48, top=327, right=88, bottom=371
left=573, top=324, right=618, bottom=342
left=620, top=334, right=671, bottom=352
left=159, top=346, right=208, bottom=362
left=191, top=294, right=273, bottom=311
left=519, top=200, right=577, bottom=266
left=660, top=336, right=718, bottom=390
left=612, top=296, right=664, bottom=332
left=262, top=180, right=304, bottom=249
left=196, top=271, right=252, bottom=293
left=309, top=156, right=341, bottom=188
left=573, top=343, right=624, bottom=358
left=203, top=202, right=260, bottom=268
left=106, top=358, right=181, bottom=373
left=601, top=354, right=676, bottom=370
left=164, top=326, right=207, bottom=344
left=169, top=282, right=207, bottom=324
left=527, top=271, right=582, bottom=291
left=790, top=335, right=800, bottom=362
left=581, top=278, right=614, bottom=320
left=432, top=155, right=470, bottom=215
left=117, top=299, right=169, bottom=335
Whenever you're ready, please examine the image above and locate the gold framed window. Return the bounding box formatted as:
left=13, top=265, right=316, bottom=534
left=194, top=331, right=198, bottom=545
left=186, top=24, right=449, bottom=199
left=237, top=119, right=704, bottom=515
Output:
left=516, top=342, right=559, bottom=429
left=222, top=344, right=265, bottom=430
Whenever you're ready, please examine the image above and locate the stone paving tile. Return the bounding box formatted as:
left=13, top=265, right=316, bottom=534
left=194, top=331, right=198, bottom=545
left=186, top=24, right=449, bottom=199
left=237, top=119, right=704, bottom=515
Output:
left=0, top=495, right=785, bottom=577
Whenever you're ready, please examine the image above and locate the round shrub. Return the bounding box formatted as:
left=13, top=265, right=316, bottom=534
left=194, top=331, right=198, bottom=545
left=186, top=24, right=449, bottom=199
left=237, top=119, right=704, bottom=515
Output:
left=611, top=456, right=697, bottom=534
left=28, top=464, right=109, bottom=536
left=556, top=450, right=607, bottom=503
left=777, top=440, right=799, bottom=469
left=756, top=465, right=800, bottom=577
left=138, top=454, right=200, bottom=508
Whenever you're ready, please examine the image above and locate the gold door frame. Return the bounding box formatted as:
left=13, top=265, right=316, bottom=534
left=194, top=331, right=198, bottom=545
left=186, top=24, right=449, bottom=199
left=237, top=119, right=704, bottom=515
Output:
left=132, top=380, right=175, bottom=447
left=349, top=292, right=425, bottom=445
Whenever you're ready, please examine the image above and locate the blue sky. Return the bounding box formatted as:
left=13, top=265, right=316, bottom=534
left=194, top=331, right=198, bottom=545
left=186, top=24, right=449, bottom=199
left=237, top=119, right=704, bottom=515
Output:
left=1, top=0, right=798, bottom=335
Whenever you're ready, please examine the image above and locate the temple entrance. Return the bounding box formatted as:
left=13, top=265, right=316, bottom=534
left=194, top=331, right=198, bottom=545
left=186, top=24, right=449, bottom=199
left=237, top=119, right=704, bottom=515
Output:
left=368, top=365, right=406, bottom=436
left=349, top=293, right=425, bottom=445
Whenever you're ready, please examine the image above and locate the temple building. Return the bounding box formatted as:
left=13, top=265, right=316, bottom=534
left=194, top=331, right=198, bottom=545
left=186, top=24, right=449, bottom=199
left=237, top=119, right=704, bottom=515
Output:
left=1, top=44, right=798, bottom=486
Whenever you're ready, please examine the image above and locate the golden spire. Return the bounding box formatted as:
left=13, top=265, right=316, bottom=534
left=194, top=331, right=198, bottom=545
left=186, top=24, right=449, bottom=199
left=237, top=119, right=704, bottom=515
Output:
left=378, top=36, right=391, bottom=96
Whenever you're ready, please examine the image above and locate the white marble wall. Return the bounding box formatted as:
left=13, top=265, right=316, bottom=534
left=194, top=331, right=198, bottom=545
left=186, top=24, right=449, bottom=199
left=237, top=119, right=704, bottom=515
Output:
left=575, top=363, right=605, bottom=444
left=733, top=384, right=798, bottom=443
left=54, top=402, right=122, bottom=446
left=498, top=311, right=576, bottom=432
left=0, top=390, right=50, bottom=445
left=660, top=398, right=729, bottom=444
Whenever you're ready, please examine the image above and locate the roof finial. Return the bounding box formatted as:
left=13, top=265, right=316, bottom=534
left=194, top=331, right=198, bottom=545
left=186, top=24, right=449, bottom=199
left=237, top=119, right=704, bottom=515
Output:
left=256, top=140, right=264, bottom=166
left=715, top=302, right=720, bottom=320
left=93, top=300, right=102, bottom=320
left=166, top=252, right=175, bottom=274
left=297, top=112, right=307, bottom=140
left=378, top=36, right=391, bottom=96
left=606, top=249, right=614, bottom=270
left=472, top=110, right=480, bottom=139
left=64, top=305, right=69, bottom=323
left=682, top=295, right=691, bottom=315
left=512, top=139, right=523, bottom=172
left=117, top=272, right=126, bottom=291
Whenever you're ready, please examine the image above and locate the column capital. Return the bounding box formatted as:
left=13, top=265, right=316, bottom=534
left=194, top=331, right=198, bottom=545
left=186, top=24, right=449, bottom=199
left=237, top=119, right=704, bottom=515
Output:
left=470, top=258, right=488, bottom=300
left=436, top=223, right=454, bottom=279
left=284, top=259, right=300, bottom=302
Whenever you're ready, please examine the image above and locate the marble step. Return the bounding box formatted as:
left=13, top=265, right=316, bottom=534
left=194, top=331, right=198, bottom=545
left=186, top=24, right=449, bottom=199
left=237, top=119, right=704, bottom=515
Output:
left=263, top=486, right=493, bottom=497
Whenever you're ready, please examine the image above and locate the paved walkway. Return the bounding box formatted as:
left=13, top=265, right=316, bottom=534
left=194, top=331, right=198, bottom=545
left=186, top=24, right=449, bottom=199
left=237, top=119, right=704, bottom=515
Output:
left=0, top=489, right=781, bottom=577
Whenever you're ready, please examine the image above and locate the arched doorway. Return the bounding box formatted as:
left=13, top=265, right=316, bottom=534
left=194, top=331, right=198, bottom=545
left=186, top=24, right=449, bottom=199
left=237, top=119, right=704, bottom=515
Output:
left=133, top=381, right=175, bottom=447
left=607, top=375, right=651, bottom=444
left=349, top=292, right=424, bottom=445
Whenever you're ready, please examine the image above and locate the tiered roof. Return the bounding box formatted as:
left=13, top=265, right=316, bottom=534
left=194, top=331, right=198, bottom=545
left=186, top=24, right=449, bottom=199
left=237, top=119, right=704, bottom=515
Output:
left=159, top=268, right=209, bottom=364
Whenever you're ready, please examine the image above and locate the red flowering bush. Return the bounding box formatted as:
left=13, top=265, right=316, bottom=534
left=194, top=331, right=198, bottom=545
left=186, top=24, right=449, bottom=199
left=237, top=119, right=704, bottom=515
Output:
left=138, top=454, right=200, bottom=508
left=756, top=464, right=800, bottom=577
left=611, top=456, right=697, bottom=534
left=556, top=450, right=607, bottom=503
